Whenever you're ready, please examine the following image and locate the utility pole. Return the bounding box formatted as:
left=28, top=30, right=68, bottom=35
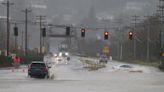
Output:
left=22, top=8, right=32, bottom=56
left=131, top=15, right=140, bottom=59
left=147, top=20, right=150, bottom=62
left=157, top=0, right=164, bottom=65
left=36, top=15, right=45, bottom=55
left=144, top=16, right=155, bottom=61
left=157, top=0, right=164, bottom=49
left=2, top=0, right=14, bottom=56
left=47, top=26, right=52, bottom=53
left=114, top=18, right=124, bottom=60
left=21, top=30, right=24, bottom=50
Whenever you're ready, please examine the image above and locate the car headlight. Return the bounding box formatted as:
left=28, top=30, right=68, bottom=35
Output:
left=59, top=52, right=62, bottom=57
left=54, top=54, right=57, bottom=57
left=56, top=57, right=59, bottom=60
left=65, top=52, right=69, bottom=56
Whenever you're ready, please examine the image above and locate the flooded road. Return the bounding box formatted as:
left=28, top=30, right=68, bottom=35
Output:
left=0, top=56, right=164, bottom=92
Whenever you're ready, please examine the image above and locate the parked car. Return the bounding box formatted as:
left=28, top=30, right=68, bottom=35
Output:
left=112, top=64, right=133, bottom=71
left=28, top=61, right=49, bottom=78
left=112, top=64, right=144, bottom=73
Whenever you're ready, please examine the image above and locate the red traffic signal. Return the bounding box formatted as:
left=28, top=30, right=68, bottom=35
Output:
left=104, top=31, right=109, bottom=40
left=128, top=31, right=133, bottom=40
left=81, top=28, right=85, bottom=37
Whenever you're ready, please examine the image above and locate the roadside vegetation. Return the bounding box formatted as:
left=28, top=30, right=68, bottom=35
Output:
left=122, top=60, right=161, bottom=67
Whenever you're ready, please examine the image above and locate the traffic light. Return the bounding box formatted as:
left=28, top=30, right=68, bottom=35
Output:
left=14, top=26, right=18, bottom=36
left=128, top=31, right=133, bottom=40
left=81, top=28, right=85, bottom=37
left=104, top=31, right=109, bottom=40
left=42, top=28, right=46, bottom=37
left=66, top=26, right=70, bottom=36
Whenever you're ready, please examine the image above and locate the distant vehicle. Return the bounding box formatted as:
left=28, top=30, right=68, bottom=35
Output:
left=28, top=61, right=50, bottom=78
left=54, top=52, right=71, bottom=64
left=112, top=64, right=133, bottom=71
left=99, top=55, right=108, bottom=64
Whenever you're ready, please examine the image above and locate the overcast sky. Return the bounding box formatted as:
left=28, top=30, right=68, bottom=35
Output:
left=29, top=0, right=159, bottom=20
left=0, top=0, right=160, bottom=50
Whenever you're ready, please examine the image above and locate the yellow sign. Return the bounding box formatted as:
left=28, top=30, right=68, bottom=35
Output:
left=37, top=47, right=46, bottom=54
left=162, top=53, right=164, bottom=57
left=103, top=46, right=109, bottom=54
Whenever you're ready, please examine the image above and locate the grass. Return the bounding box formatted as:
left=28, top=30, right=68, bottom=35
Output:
left=123, top=60, right=161, bottom=67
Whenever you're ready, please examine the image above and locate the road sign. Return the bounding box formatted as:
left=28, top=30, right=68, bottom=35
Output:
left=103, top=46, right=109, bottom=54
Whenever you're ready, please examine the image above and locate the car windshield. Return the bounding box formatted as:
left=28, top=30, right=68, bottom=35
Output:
left=62, top=53, right=67, bottom=57
left=31, top=63, right=46, bottom=68
left=120, top=65, right=133, bottom=68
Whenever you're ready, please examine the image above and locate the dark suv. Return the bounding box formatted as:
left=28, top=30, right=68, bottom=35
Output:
left=28, top=62, right=49, bottom=78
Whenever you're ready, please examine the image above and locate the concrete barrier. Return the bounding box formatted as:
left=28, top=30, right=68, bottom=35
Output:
left=79, top=57, right=106, bottom=71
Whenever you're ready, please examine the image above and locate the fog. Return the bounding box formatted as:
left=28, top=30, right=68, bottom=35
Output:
left=0, top=0, right=160, bottom=52
left=31, top=0, right=158, bottom=22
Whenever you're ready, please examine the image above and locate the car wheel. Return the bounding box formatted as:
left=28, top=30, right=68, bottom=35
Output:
left=45, top=74, right=49, bottom=79
left=27, top=74, right=31, bottom=78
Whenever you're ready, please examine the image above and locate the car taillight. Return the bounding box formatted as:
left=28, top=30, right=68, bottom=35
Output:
left=28, top=64, right=31, bottom=69
left=43, top=67, right=48, bottom=72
